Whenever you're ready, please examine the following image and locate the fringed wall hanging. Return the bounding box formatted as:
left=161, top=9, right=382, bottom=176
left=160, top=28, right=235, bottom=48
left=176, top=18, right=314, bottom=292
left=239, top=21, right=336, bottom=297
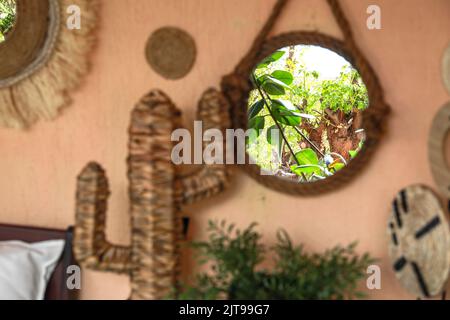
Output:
left=0, top=0, right=99, bottom=129
left=221, top=0, right=390, bottom=195
left=387, top=102, right=450, bottom=299
left=74, top=89, right=231, bottom=300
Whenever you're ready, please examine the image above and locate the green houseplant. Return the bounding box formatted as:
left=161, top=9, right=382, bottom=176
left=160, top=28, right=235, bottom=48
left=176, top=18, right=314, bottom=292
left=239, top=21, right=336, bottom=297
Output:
left=176, top=221, right=374, bottom=300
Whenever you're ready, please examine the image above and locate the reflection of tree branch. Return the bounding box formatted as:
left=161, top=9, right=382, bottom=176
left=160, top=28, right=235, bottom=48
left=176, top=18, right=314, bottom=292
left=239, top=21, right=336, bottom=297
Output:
left=292, top=125, right=324, bottom=158
left=252, top=74, right=300, bottom=166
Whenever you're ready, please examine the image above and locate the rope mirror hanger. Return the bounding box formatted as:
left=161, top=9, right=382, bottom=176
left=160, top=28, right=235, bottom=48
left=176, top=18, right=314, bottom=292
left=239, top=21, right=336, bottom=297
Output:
left=221, top=0, right=390, bottom=196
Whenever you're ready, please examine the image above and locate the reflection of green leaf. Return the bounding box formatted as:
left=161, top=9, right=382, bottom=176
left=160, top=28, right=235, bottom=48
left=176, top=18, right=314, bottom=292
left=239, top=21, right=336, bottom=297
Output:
left=267, top=125, right=283, bottom=158
left=262, top=79, right=286, bottom=96
left=248, top=100, right=264, bottom=120
left=295, top=148, right=319, bottom=165
left=349, top=150, right=358, bottom=159
left=256, top=50, right=285, bottom=69
left=329, top=162, right=345, bottom=172
left=290, top=164, right=325, bottom=176
left=271, top=70, right=294, bottom=85
left=248, top=116, right=265, bottom=138
left=273, top=99, right=295, bottom=111
left=267, top=125, right=281, bottom=146
left=271, top=101, right=312, bottom=126
left=272, top=108, right=300, bottom=126
left=272, top=100, right=315, bottom=120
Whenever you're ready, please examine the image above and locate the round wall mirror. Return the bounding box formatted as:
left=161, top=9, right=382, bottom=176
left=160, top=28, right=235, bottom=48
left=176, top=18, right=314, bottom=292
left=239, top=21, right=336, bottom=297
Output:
left=247, top=44, right=369, bottom=183
left=0, top=0, right=16, bottom=43
left=224, top=32, right=390, bottom=195
left=0, top=0, right=57, bottom=84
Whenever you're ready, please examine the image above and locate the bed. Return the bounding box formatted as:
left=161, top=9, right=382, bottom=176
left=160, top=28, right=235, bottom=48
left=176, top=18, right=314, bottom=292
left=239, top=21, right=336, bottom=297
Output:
left=0, top=224, right=77, bottom=300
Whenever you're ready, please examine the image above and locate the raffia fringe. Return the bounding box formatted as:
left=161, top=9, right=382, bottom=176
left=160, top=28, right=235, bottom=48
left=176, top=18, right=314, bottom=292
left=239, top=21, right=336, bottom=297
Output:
left=0, top=0, right=99, bottom=129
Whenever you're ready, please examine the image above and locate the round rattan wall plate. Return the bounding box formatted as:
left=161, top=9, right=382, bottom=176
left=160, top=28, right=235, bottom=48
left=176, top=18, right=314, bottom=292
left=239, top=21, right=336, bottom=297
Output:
left=443, top=43, right=450, bottom=95
left=145, top=26, right=197, bottom=80
left=388, top=185, right=450, bottom=298
left=429, top=102, right=450, bottom=199
left=223, top=31, right=390, bottom=196
left=0, top=0, right=99, bottom=129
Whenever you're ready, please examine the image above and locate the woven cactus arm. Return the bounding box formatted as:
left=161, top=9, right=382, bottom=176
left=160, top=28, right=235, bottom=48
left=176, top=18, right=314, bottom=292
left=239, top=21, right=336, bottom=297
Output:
left=74, top=162, right=132, bottom=273
left=175, top=88, right=231, bottom=206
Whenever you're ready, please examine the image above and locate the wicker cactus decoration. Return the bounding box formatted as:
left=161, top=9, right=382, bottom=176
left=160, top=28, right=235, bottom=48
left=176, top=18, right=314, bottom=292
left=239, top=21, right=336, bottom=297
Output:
left=74, top=88, right=230, bottom=300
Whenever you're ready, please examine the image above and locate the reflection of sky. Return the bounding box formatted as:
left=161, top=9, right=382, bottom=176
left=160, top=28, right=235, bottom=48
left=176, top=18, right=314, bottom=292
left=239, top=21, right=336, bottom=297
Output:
left=280, top=45, right=351, bottom=81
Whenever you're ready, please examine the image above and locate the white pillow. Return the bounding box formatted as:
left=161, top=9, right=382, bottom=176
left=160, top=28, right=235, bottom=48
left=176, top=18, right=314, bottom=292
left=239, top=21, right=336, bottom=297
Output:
left=0, top=240, right=65, bottom=300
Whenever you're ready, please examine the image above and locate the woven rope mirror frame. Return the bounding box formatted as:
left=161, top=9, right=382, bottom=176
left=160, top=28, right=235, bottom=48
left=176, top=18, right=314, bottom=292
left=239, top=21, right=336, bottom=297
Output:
left=221, top=0, right=390, bottom=196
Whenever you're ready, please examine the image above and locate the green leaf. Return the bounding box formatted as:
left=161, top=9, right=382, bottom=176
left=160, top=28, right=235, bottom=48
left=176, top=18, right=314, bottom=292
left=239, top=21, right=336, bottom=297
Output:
left=271, top=70, right=294, bottom=85
left=295, top=148, right=319, bottom=165
left=266, top=125, right=281, bottom=146
left=268, top=50, right=285, bottom=62
left=290, top=164, right=325, bottom=176
left=349, top=150, right=358, bottom=159
left=262, top=79, right=286, bottom=96
left=248, top=116, right=265, bottom=138
left=272, top=108, right=300, bottom=126
left=329, top=162, right=345, bottom=172
left=271, top=101, right=301, bottom=126
left=256, top=50, right=285, bottom=69
left=272, top=100, right=315, bottom=121
left=248, top=100, right=264, bottom=120
left=273, top=99, right=296, bottom=111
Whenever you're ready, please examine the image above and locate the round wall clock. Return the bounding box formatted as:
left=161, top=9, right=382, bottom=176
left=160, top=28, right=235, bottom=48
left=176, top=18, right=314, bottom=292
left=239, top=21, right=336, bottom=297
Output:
left=388, top=185, right=450, bottom=298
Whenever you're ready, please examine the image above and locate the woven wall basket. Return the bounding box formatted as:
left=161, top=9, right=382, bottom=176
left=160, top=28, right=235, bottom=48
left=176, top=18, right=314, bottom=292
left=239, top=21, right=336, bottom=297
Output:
left=0, top=0, right=99, bottom=129
left=221, top=0, right=390, bottom=196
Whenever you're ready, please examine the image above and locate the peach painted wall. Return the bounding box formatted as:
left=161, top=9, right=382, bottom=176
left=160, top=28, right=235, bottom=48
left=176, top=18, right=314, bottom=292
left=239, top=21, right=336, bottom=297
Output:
left=0, top=0, right=449, bottom=300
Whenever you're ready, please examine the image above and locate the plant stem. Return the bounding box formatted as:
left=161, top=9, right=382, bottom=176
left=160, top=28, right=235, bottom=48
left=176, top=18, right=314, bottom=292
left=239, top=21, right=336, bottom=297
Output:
left=252, top=74, right=300, bottom=166
left=292, top=126, right=325, bottom=157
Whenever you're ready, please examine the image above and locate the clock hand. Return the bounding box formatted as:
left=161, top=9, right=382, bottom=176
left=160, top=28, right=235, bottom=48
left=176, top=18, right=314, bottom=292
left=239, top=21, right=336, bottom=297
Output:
left=411, top=262, right=430, bottom=298
left=415, top=216, right=441, bottom=239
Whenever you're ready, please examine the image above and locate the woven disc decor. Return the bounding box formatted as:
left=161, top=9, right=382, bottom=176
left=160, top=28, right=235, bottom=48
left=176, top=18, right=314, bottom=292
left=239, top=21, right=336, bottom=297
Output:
left=0, top=0, right=99, bottom=129
left=387, top=185, right=450, bottom=298
left=145, top=26, right=197, bottom=80
left=443, top=43, right=450, bottom=95
left=429, top=102, right=450, bottom=199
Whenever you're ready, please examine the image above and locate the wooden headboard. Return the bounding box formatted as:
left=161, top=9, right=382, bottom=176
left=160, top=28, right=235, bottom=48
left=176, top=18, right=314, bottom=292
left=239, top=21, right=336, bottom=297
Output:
left=0, top=224, right=77, bottom=300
